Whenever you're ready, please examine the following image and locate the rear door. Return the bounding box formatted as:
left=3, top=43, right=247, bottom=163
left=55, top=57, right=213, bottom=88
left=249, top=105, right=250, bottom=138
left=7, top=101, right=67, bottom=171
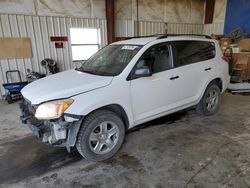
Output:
left=170, top=40, right=216, bottom=104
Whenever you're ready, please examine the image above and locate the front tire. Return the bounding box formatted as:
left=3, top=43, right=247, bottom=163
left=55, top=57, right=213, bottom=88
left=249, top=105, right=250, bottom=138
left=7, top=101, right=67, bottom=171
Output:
left=196, top=84, right=221, bottom=116
left=76, top=110, right=125, bottom=161
left=6, top=94, right=12, bottom=104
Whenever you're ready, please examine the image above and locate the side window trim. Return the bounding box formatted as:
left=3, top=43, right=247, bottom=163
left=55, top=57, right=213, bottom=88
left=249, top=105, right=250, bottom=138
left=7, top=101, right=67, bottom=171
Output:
left=169, top=44, right=174, bottom=69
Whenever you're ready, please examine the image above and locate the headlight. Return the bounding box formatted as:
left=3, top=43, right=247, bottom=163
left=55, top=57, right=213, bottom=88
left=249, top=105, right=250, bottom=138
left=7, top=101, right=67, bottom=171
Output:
left=35, top=99, right=74, bottom=120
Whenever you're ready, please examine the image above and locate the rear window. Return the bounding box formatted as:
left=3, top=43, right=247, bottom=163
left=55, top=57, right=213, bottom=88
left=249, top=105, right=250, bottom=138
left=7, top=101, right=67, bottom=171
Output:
left=172, top=41, right=216, bottom=67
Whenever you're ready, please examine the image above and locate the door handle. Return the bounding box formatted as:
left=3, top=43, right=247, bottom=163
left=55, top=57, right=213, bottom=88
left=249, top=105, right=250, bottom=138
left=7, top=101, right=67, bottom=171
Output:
left=205, top=67, right=212, bottom=71
left=169, top=76, right=179, bottom=80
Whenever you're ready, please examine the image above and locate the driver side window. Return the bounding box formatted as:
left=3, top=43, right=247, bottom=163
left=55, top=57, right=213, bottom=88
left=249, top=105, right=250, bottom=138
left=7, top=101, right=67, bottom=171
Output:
left=137, top=43, right=172, bottom=74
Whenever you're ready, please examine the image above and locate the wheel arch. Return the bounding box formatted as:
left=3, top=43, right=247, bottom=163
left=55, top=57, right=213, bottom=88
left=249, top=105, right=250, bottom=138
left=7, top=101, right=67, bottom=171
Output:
left=67, top=103, right=130, bottom=150
left=196, top=77, right=223, bottom=106
left=196, top=77, right=222, bottom=116
left=208, top=77, right=223, bottom=92
left=90, top=104, right=130, bottom=130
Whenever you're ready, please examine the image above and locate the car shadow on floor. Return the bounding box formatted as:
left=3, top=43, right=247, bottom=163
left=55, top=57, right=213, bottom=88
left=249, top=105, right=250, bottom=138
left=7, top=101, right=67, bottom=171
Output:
left=127, top=110, right=189, bottom=133
left=0, top=110, right=190, bottom=184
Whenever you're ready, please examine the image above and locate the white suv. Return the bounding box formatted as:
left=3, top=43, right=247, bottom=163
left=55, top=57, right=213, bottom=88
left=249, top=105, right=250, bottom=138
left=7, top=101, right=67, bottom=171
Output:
left=20, top=35, right=230, bottom=161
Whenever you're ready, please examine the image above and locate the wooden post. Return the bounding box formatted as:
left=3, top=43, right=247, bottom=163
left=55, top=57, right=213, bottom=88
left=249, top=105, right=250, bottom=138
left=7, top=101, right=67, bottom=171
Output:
left=105, top=0, right=115, bottom=44
left=205, top=0, right=215, bottom=24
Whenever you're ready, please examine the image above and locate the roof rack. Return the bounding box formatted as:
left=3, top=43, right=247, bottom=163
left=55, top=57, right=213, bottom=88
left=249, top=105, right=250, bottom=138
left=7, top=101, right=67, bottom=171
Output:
left=124, top=34, right=212, bottom=41
left=157, top=34, right=212, bottom=39
left=125, top=34, right=163, bottom=40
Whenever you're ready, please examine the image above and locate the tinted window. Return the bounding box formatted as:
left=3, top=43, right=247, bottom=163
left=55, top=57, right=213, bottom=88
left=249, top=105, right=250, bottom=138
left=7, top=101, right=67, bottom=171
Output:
left=173, top=41, right=215, bottom=67
left=136, top=43, right=172, bottom=74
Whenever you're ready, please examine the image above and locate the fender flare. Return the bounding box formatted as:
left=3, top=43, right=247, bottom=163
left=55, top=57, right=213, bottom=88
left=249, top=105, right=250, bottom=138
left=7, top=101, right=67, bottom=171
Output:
left=66, top=118, right=83, bottom=152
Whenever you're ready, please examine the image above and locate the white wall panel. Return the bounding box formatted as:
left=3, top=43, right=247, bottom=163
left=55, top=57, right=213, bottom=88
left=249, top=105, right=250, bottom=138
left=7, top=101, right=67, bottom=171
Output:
left=138, top=21, right=165, bottom=36
left=115, top=0, right=205, bottom=24
left=138, top=21, right=204, bottom=36
left=204, top=23, right=224, bottom=35
left=116, top=20, right=204, bottom=37
left=0, top=14, right=107, bottom=98
left=115, top=20, right=134, bottom=37
left=167, top=23, right=204, bottom=34
left=0, top=0, right=36, bottom=15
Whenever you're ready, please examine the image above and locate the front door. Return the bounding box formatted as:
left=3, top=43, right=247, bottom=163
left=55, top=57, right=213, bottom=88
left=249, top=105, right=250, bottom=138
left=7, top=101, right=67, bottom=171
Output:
left=130, top=43, right=181, bottom=123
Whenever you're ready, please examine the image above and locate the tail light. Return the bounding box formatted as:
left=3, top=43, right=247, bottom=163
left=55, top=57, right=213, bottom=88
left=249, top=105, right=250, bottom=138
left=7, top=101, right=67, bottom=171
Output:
left=222, top=56, right=229, bottom=63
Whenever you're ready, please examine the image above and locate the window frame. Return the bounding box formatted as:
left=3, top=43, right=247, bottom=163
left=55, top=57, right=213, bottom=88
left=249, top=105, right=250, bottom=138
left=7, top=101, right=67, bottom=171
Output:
left=70, top=28, right=101, bottom=62
left=128, top=42, right=174, bottom=81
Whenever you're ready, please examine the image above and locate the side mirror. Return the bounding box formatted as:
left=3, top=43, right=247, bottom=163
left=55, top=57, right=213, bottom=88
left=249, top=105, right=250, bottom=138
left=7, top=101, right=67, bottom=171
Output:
left=134, top=66, right=152, bottom=78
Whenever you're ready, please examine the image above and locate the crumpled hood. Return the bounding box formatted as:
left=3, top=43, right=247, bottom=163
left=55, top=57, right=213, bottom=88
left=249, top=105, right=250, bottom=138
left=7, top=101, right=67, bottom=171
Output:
left=21, top=69, right=113, bottom=104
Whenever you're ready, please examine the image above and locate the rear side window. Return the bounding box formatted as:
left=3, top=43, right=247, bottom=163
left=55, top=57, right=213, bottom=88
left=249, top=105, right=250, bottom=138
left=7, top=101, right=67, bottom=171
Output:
left=172, top=41, right=215, bottom=67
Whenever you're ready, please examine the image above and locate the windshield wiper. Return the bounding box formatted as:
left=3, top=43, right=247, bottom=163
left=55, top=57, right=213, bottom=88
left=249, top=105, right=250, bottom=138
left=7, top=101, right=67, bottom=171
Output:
left=75, top=67, right=101, bottom=75
left=75, top=67, right=82, bottom=72
left=75, top=67, right=113, bottom=76
left=83, top=70, right=99, bottom=75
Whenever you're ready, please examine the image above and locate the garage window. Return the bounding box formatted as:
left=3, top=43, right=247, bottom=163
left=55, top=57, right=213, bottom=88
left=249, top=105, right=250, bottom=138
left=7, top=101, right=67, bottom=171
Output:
left=70, top=28, right=101, bottom=61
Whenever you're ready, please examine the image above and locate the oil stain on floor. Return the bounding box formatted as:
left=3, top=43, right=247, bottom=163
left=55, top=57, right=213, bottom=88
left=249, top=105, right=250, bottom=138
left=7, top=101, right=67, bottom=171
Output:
left=0, top=136, right=82, bottom=184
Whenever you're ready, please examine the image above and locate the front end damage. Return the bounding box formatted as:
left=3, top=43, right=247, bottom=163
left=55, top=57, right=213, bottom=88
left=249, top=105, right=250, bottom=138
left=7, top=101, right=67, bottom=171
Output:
left=20, top=98, right=83, bottom=152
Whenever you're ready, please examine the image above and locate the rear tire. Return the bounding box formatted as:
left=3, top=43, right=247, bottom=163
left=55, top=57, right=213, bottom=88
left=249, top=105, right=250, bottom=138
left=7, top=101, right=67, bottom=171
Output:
left=196, top=83, right=221, bottom=116
left=76, top=110, right=125, bottom=162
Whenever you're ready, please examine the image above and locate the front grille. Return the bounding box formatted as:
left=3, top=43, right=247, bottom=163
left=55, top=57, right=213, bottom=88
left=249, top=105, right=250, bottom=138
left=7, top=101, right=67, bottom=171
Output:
left=26, top=100, right=37, bottom=115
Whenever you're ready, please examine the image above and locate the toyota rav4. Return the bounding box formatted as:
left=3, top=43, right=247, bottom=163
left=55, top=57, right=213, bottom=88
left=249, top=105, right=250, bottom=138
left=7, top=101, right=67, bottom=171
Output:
left=20, top=35, right=230, bottom=161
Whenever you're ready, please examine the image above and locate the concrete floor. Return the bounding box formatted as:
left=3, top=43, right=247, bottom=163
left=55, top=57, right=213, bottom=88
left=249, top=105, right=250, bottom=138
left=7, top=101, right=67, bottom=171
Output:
left=0, top=93, right=250, bottom=188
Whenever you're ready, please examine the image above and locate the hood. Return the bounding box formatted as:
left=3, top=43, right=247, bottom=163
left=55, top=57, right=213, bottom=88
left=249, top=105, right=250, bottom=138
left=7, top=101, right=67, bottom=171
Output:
left=21, top=69, right=113, bottom=104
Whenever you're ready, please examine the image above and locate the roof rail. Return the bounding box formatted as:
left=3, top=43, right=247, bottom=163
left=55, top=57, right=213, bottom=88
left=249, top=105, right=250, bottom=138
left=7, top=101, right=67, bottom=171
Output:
left=157, top=34, right=212, bottom=39
left=125, top=34, right=163, bottom=40
left=124, top=34, right=212, bottom=40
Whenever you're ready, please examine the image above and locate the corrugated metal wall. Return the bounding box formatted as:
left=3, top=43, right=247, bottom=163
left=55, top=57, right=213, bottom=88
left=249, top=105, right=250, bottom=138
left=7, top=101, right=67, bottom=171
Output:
left=115, top=20, right=134, bottom=37
left=115, top=20, right=204, bottom=37
left=0, top=14, right=107, bottom=97
left=167, top=23, right=204, bottom=34
left=204, top=23, right=224, bottom=35
left=138, top=21, right=166, bottom=36
left=138, top=21, right=204, bottom=36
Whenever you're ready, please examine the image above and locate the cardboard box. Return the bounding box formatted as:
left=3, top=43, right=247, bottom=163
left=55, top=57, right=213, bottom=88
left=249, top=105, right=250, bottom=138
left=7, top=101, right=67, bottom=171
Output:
left=220, top=37, right=232, bottom=52
left=248, top=59, right=250, bottom=80
left=238, top=39, right=250, bottom=52
left=236, top=53, right=249, bottom=62
left=232, top=53, right=250, bottom=80
left=232, top=47, right=240, bottom=53
left=220, top=38, right=232, bottom=45
left=211, top=34, right=223, bottom=40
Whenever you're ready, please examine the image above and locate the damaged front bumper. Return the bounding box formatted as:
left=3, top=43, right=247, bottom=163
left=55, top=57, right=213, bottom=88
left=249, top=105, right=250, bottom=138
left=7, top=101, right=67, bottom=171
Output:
left=20, top=99, right=83, bottom=151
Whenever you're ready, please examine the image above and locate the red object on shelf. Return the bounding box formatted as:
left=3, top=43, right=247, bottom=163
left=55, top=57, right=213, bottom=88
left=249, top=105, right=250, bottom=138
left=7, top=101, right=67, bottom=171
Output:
left=50, top=36, right=68, bottom=41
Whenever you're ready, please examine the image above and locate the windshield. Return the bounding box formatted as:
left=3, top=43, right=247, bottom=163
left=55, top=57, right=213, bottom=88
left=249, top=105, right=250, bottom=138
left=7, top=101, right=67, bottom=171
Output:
left=76, top=44, right=142, bottom=76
